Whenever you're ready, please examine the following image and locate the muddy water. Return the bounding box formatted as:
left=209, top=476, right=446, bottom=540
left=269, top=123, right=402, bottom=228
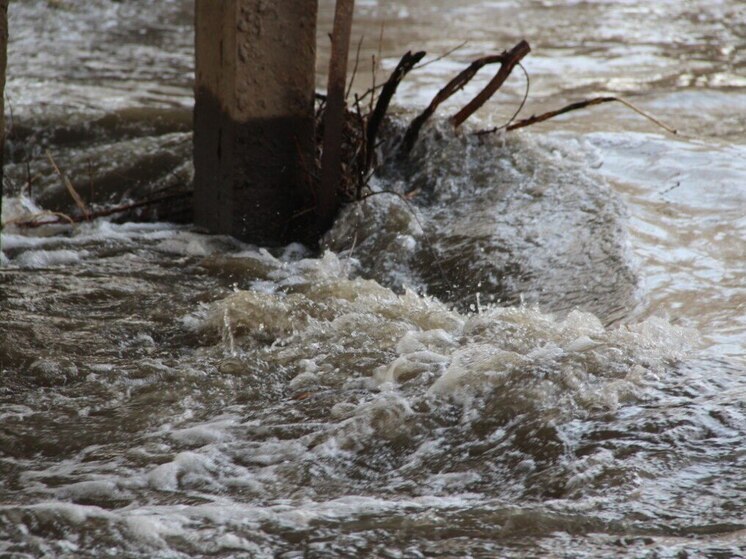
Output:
left=1, top=1, right=745, bottom=558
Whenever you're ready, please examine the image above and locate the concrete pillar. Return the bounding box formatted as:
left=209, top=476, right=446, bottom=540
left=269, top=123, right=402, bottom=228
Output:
left=193, top=0, right=318, bottom=245
left=0, top=0, right=7, bottom=231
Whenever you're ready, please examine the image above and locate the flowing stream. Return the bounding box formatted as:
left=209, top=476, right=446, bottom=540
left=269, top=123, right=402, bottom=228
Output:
left=1, top=1, right=745, bottom=557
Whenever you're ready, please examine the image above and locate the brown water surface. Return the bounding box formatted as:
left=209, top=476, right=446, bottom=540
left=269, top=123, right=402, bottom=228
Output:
left=1, top=1, right=744, bottom=557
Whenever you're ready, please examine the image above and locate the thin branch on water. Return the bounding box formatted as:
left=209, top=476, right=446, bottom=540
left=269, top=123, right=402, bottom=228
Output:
left=399, top=44, right=528, bottom=156
left=450, top=40, right=531, bottom=128
left=473, top=61, right=530, bottom=137
left=4, top=192, right=192, bottom=229
left=413, top=40, right=469, bottom=70
left=375, top=22, right=384, bottom=76
left=365, top=22, right=384, bottom=112
left=358, top=40, right=468, bottom=105
left=366, top=50, right=426, bottom=170
left=367, top=54, right=378, bottom=114
left=3, top=210, right=75, bottom=228
left=46, top=150, right=91, bottom=220
left=352, top=92, right=369, bottom=199
left=503, top=95, right=677, bottom=134
left=345, top=34, right=365, bottom=100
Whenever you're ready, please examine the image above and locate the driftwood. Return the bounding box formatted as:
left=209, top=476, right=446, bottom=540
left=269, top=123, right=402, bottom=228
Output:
left=474, top=95, right=677, bottom=135
left=399, top=53, right=507, bottom=156
left=365, top=50, right=425, bottom=170
left=399, top=40, right=530, bottom=156
left=507, top=96, right=619, bottom=131
left=5, top=192, right=191, bottom=229
left=46, top=150, right=91, bottom=221
left=450, top=40, right=531, bottom=128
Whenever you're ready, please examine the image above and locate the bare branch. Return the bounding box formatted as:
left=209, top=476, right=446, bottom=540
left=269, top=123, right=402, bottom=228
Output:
left=450, top=40, right=531, bottom=128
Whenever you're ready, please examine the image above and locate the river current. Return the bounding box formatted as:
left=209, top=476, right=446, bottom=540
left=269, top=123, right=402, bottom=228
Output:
left=1, top=1, right=744, bottom=557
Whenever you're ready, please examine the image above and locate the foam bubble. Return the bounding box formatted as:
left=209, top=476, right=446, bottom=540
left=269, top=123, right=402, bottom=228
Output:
left=56, top=480, right=132, bottom=504
left=14, top=248, right=90, bottom=268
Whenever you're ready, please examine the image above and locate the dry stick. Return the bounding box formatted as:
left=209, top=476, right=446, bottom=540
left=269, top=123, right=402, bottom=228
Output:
left=368, top=23, right=384, bottom=113
left=413, top=40, right=469, bottom=70
left=365, top=50, right=426, bottom=171
left=368, top=54, right=377, bottom=114
left=450, top=39, right=531, bottom=129
left=473, top=61, right=531, bottom=137
left=3, top=210, right=76, bottom=228
left=504, top=96, right=678, bottom=134
left=501, top=61, right=531, bottom=130
left=24, top=172, right=42, bottom=199
left=45, top=150, right=91, bottom=221
left=399, top=52, right=510, bottom=156
left=376, top=22, right=384, bottom=70
left=345, top=34, right=365, bottom=100
left=315, top=92, right=327, bottom=123
left=356, top=58, right=385, bottom=106
left=24, top=159, right=32, bottom=198
left=353, top=92, right=368, bottom=199
left=6, top=192, right=192, bottom=229
left=373, top=22, right=384, bottom=97
left=87, top=157, right=95, bottom=205
left=319, top=0, right=356, bottom=231
left=357, top=40, right=467, bottom=106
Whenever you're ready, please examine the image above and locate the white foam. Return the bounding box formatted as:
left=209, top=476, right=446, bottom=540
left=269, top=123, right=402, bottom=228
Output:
left=168, top=416, right=238, bottom=447
left=7, top=501, right=113, bottom=526
left=14, top=248, right=90, bottom=268
left=0, top=194, right=45, bottom=226
left=170, top=425, right=231, bottom=446
left=56, top=480, right=131, bottom=503
left=124, top=513, right=187, bottom=549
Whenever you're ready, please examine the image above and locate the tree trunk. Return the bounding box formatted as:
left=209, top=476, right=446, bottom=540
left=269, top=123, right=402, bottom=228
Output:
left=317, top=0, right=355, bottom=233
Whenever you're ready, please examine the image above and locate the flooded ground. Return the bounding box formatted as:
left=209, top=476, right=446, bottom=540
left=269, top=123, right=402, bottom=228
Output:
left=1, top=1, right=744, bottom=557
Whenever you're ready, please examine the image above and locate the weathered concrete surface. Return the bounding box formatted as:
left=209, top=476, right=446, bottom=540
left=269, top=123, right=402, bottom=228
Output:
left=194, top=0, right=318, bottom=245
left=0, top=0, right=8, bottom=229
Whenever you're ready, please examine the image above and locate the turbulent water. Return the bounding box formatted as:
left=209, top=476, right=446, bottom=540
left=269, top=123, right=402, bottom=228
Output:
left=1, top=1, right=745, bottom=558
